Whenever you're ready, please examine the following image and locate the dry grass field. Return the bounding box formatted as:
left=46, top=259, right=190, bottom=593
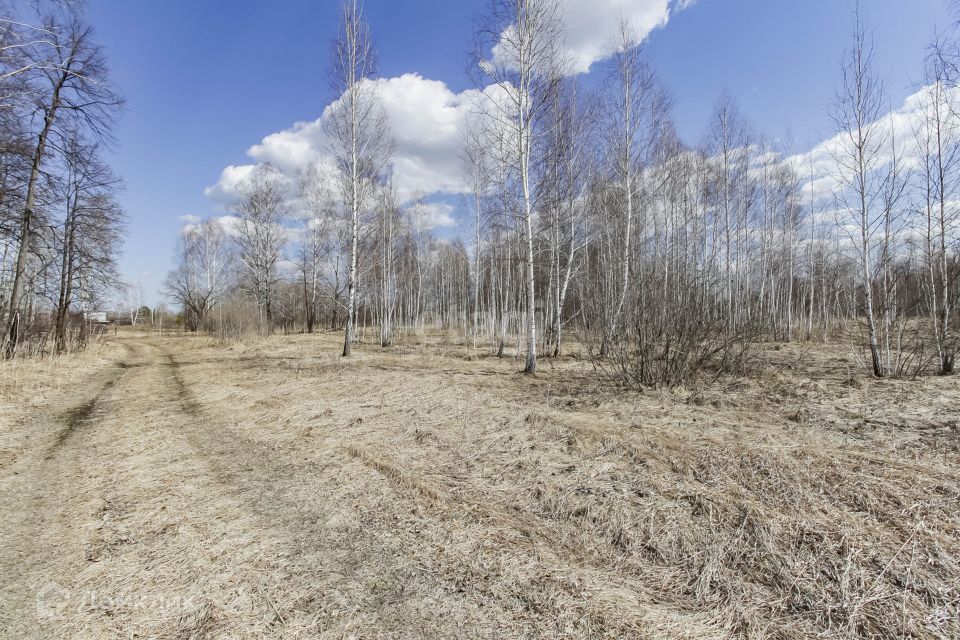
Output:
left=1, top=330, right=958, bottom=639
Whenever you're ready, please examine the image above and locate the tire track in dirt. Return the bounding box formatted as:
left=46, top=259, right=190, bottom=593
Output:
left=160, top=341, right=729, bottom=638
left=44, top=371, right=124, bottom=458
left=5, top=336, right=959, bottom=638
left=146, top=340, right=960, bottom=637
left=0, top=338, right=824, bottom=638
left=49, top=339, right=312, bottom=638
left=34, top=339, right=520, bottom=637
left=153, top=342, right=529, bottom=637
left=4, top=340, right=309, bottom=638
left=0, top=344, right=134, bottom=637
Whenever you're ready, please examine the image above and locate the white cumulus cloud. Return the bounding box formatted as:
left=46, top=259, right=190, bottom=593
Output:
left=563, top=0, right=676, bottom=73
left=785, top=83, right=960, bottom=203
left=206, top=2, right=698, bottom=209
left=204, top=164, right=257, bottom=205
left=489, top=0, right=692, bottom=75
left=206, top=74, right=495, bottom=206
left=491, top=0, right=696, bottom=73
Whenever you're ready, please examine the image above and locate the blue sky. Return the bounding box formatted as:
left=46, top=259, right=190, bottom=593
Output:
left=86, top=0, right=951, bottom=305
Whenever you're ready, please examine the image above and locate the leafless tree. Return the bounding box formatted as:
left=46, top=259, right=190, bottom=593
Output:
left=407, top=193, right=429, bottom=333
left=119, top=279, right=141, bottom=326
left=541, top=77, right=593, bottom=356
left=325, top=0, right=393, bottom=357
left=598, top=20, right=670, bottom=354
left=373, top=181, right=400, bottom=346
left=462, top=119, right=491, bottom=348
left=704, top=93, right=753, bottom=332
left=3, top=11, right=122, bottom=356
left=235, top=164, right=286, bottom=328
left=294, top=163, right=333, bottom=334
left=165, top=219, right=232, bottom=332
left=471, top=0, right=565, bottom=373
left=829, top=3, right=888, bottom=377
left=914, top=42, right=960, bottom=374
left=53, top=134, right=123, bottom=351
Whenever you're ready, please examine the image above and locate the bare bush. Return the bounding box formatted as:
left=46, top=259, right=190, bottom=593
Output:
left=592, top=275, right=757, bottom=388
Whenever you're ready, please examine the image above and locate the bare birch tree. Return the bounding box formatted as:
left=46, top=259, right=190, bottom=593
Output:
left=295, top=163, right=332, bottom=334
left=830, top=4, right=887, bottom=377
left=374, top=181, right=400, bottom=346
left=705, top=93, right=752, bottom=331
left=599, top=19, right=669, bottom=354
left=235, top=164, right=286, bottom=329
left=542, top=78, right=592, bottom=356
left=915, top=43, right=960, bottom=374
left=462, top=116, right=495, bottom=349
left=472, top=0, right=564, bottom=373
left=165, top=219, right=232, bottom=332
left=325, top=0, right=393, bottom=357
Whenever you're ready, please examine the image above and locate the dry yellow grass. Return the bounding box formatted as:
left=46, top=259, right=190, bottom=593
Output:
left=0, top=330, right=957, bottom=638
left=0, top=338, right=122, bottom=468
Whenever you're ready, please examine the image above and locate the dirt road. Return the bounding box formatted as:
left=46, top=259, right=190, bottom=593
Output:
left=1, top=338, right=479, bottom=638
left=4, top=338, right=644, bottom=638
left=1, top=334, right=957, bottom=638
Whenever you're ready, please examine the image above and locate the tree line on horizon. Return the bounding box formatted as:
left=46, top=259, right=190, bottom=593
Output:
left=0, top=0, right=956, bottom=386
left=168, top=0, right=959, bottom=384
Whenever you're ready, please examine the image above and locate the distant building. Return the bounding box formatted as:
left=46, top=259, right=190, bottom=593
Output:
left=84, top=311, right=108, bottom=324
